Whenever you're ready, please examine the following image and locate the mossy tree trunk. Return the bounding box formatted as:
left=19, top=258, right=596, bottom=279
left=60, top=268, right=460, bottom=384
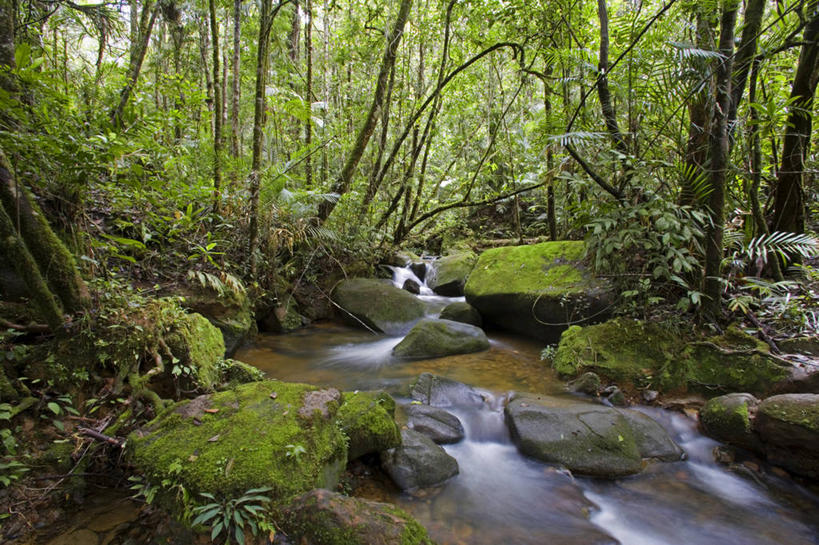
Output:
left=0, top=150, right=89, bottom=316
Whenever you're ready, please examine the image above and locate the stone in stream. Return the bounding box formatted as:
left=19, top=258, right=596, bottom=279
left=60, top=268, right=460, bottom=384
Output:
left=331, top=278, right=426, bottom=335
left=403, top=278, right=421, bottom=295
left=464, top=241, right=613, bottom=343
left=504, top=394, right=683, bottom=477
left=410, top=372, right=485, bottom=408
left=439, top=301, right=483, bottom=327
left=754, top=394, right=819, bottom=479
left=337, top=391, right=401, bottom=460
left=381, top=429, right=459, bottom=490
left=178, top=283, right=258, bottom=358
left=567, top=372, right=601, bottom=396
left=281, top=489, right=434, bottom=545
left=405, top=403, right=465, bottom=444
left=409, top=262, right=427, bottom=282
left=393, top=318, right=490, bottom=360
left=699, top=393, right=762, bottom=452
left=427, top=250, right=477, bottom=296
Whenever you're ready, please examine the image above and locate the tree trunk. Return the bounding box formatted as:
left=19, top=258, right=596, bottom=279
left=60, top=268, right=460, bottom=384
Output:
left=316, top=0, right=413, bottom=223
left=111, top=1, right=159, bottom=128
left=0, top=0, right=17, bottom=96
left=230, top=0, right=242, bottom=161
left=772, top=7, right=819, bottom=236
left=209, top=0, right=223, bottom=210
left=596, top=0, right=629, bottom=156
left=728, top=0, right=765, bottom=132
left=703, top=2, right=738, bottom=318
left=0, top=150, right=89, bottom=315
left=305, top=0, right=313, bottom=187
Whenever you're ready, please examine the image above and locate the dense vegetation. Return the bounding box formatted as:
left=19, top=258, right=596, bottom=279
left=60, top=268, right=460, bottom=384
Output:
left=0, top=0, right=818, bottom=541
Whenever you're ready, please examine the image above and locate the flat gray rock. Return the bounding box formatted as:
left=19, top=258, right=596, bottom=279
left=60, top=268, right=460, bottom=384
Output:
left=406, top=403, right=465, bottom=444
left=381, top=429, right=459, bottom=490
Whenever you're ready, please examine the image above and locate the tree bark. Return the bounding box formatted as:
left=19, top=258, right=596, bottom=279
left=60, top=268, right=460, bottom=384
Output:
left=0, top=0, right=17, bottom=96
left=728, top=0, right=766, bottom=132
left=230, top=0, right=242, bottom=161
left=111, top=0, right=159, bottom=128
left=772, top=6, right=819, bottom=236
left=209, top=0, right=223, bottom=211
left=316, top=0, right=413, bottom=223
left=703, top=2, right=738, bottom=318
left=596, top=0, right=629, bottom=155
left=305, top=0, right=313, bottom=187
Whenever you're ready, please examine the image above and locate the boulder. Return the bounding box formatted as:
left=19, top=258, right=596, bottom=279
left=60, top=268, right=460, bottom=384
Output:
left=438, top=301, right=482, bottom=327
left=337, top=391, right=401, bottom=460
left=567, top=372, right=601, bottom=396
left=754, top=394, right=819, bottom=479
left=259, top=297, right=304, bottom=334
left=332, top=279, right=426, bottom=335
left=380, top=429, right=459, bottom=490
left=409, top=262, right=427, bottom=282
left=181, top=284, right=257, bottom=358
left=219, top=359, right=266, bottom=385
left=778, top=337, right=819, bottom=357
left=699, top=393, right=761, bottom=451
left=402, top=279, right=421, bottom=295
left=427, top=251, right=477, bottom=296
left=464, top=242, right=612, bottom=342
left=504, top=395, right=642, bottom=477
left=281, top=489, right=434, bottom=545
left=164, top=312, right=226, bottom=391
left=384, top=251, right=420, bottom=267
left=128, top=380, right=348, bottom=498
left=405, top=404, right=465, bottom=444
left=552, top=319, right=789, bottom=395
left=410, top=373, right=485, bottom=408
left=393, top=319, right=490, bottom=360
left=620, top=410, right=685, bottom=461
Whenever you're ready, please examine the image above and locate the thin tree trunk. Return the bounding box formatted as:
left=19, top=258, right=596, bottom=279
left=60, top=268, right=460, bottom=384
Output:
left=728, top=0, right=765, bottom=132
left=321, top=0, right=329, bottom=187
left=316, top=0, right=413, bottom=223
left=209, top=0, right=223, bottom=210
left=772, top=7, right=819, bottom=236
left=0, top=0, right=18, bottom=99
left=305, top=0, right=313, bottom=187
left=198, top=14, right=214, bottom=115
left=703, top=2, right=738, bottom=318
left=596, top=0, right=628, bottom=155
left=230, top=0, right=241, bottom=161
left=544, top=63, right=557, bottom=240
left=111, top=1, right=159, bottom=128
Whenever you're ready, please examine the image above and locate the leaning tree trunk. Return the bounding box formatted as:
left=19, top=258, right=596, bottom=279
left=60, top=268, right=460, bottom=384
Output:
left=315, top=0, right=413, bottom=223
left=0, top=150, right=89, bottom=317
left=772, top=7, right=819, bottom=236
left=111, top=0, right=159, bottom=128
left=703, top=2, right=738, bottom=318
left=728, top=0, right=766, bottom=133
left=596, top=0, right=629, bottom=156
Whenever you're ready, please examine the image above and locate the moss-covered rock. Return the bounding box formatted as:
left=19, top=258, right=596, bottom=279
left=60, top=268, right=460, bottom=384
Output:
left=281, top=489, right=434, bottom=545
left=128, top=380, right=348, bottom=499
left=259, top=297, right=304, bottom=334
left=181, top=285, right=257, bottom=358
left=464, top=242, right=612, bottom=342
left=427, top=251, right=477, bottom=296
left=218, top=359, right=265, bottom=385
left=164, top=312, right=226, bottom=391
left=778, top=337, right=819, bottom=356
left=438, top=302, right=482, bottom=327
left=337, top=391, right=401, bottom=460
left=699, top=393, right=761, bottom=451
left=552, top=319, right=789, bottom=395
left=755, top=394, right=819, bottom=478
left=332, top=279, right=426, bottom=335
left=392, top=319, right=489, bottom=360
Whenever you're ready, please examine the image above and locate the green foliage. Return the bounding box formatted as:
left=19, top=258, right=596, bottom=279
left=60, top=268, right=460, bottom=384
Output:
left=191, top=487, right=273, bottom=545
left=0, top=403, right=28, bottom=487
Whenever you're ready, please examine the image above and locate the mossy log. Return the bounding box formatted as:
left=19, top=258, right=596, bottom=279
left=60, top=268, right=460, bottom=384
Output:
left=0, top=149, right=89, bottom=314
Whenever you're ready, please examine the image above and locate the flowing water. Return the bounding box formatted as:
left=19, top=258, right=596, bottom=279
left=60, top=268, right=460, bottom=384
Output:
left=236, top=265, right=819, bottom=545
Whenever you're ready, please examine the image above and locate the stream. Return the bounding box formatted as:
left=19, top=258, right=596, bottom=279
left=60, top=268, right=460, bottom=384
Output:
left=236, top=266, right=819, bottom=545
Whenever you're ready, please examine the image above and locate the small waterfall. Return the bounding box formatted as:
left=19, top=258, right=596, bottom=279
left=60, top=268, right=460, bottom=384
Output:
left=388, top=263, right=434, bottom=295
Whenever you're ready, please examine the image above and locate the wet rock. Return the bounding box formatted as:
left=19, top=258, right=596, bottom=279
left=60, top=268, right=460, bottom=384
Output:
left=464, top=242, right=612, bottom=343
left=439, top=301, right=482, bottom=327
left=754, top=393, right=819, bottom=479
left=259, top=298, right=304, bottom=334
left=332, top=278, right=426, bottom=335
left=642, top=390, right=659, bottom=403
left=604, top=386, right=627, bottom=407
left=620, top=410, right=685, bottom=461
left=778, top=337, right=819, bottom=356
left=337, top=391, right=401, bottom=460
left=428, top=251, right=477, bottom=296
left=381, top=429, right=459, bottom=490
left=410, top=373, right=485, bottom=408
left=409, top=262, right=427, bottom=282
left=405, top=404, right=465, bottom=444
left=299, top=388, right=342, bottom=420
left=403, top=279, right=421, bottom=295
left=180, top=284, right=257, bottom=357
left=505, top=394, right=642, bottom=477
left=771, top=365, right=819, bottom=395
left=384, top=251, right=420, bottom=267
left=699, top=393, right=761, bottom=451
left=281, top=489, right=434, bottom=545
left=393, top=319, right=490, bottom=360
left=568, top=372, right=601, bottom=395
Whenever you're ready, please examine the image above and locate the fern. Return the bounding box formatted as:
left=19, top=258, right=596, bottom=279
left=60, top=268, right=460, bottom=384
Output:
left=187, top=270, right=247, bottom=298
left=549, top=131, right=606, bottom=147
left=745, top=232, right=819, bottom=264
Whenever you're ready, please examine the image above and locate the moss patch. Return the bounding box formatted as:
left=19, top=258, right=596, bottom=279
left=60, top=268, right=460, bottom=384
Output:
left=128, top=380, right=348, bottom=499
left=331, top=279, right=426, bottom=334
left=758, top=395, right=819, bottom=434
left=553, top=319, right=789, bottom=395
left=337, top=391, right=401, bottom=460
left=165, top=313, right=225, bottom=391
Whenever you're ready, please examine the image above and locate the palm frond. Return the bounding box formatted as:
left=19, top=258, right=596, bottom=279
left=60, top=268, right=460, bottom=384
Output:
left=746, top=232, right=819, bottom=263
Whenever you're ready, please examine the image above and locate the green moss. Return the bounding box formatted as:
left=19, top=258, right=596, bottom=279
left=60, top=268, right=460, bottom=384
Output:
left=218, top=359, right=265, bottom=385
left=430, top=251, right=477, bottom=287
left=165, top=313, right=225, bottom=390
left=128, top=380, right=348, bottom=500
left=337, top=391, right=401, bottom=460
left=759, top=396, right=819, bottom=433
left=332, top=279, right=426, bottom=333
left=465, top=241, right=590, bottom=298
left=553, top=319, right=788, bottom=395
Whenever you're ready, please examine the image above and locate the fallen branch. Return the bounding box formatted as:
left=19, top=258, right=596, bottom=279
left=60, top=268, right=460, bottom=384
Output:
left=0, top=318, right=50, bottom=334
left=79, top=427, right=125, bottom=448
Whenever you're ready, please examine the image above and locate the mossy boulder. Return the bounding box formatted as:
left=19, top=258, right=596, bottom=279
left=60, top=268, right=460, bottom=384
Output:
left=755, top=394, right=819, bottom=478
left=281, top=489, right=434, bottom=545
left=259, top=297, right=304, bottom=334
left=464, top=242, right=613, bottom=342
left=219, top=359, right=265, bottom=385
left=180, top=285, right=257, bottom=358
left=778, top=337, right=819, bottom=357
left=552, top=318, right=789, bottom=395
left=332, top=279, right=426, bottom=335
left=504, top=394, right=642, bottom=477
left=427, top=251, right=477, bottom=296
left=380, top=429, right=459, bottom=490
left=337, top=391, right=401, bottom=460
left=128, top=380, right=348, bottom=500
left=438, top=301, right=482, bottom=327
left=699, top=393, right=761, bottom=451
left=164, top=312, right=226, bottom=391
left=392, top=319, right=489, bottom=360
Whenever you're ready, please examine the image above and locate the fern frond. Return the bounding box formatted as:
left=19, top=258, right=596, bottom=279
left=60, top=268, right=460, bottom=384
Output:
left=549, top=131, right=606, bottom=147
left=746, top=232, right=819, bottom=263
